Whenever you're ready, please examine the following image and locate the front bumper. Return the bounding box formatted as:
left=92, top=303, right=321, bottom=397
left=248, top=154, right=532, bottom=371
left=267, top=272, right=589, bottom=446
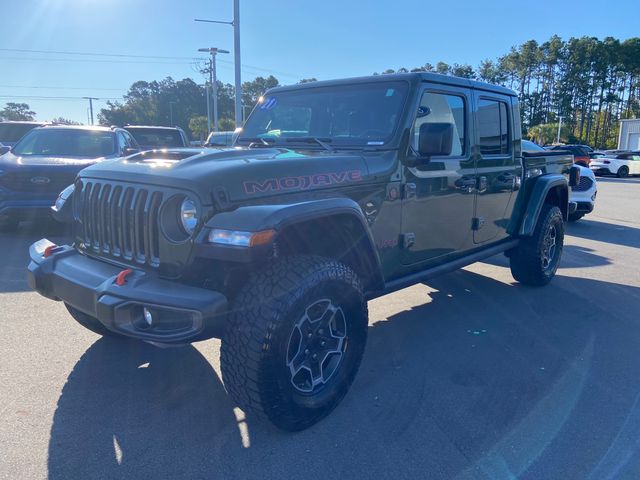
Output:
left=27, top=239, right=228, bottom=344
left=0, top=197, right=55, bottom=218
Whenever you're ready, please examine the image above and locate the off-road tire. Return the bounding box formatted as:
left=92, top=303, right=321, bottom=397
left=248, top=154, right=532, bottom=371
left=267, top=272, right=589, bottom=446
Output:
left=510, top=204, right=564, bottom=286
left=567, top=212, right=585, bottom=222
left=221, top=255, right=368, bottom=431
left=617, top=166, right=629, bottom=178
left=65, top=303, right=124, bottom=338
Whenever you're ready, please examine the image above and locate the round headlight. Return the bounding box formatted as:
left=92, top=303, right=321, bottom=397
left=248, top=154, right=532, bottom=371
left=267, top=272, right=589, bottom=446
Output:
left=180, top=198, right=198, bottom=234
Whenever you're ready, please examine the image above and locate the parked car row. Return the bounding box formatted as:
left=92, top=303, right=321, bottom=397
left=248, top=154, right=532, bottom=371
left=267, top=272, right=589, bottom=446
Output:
left=0, top=122, right=232, bottom=230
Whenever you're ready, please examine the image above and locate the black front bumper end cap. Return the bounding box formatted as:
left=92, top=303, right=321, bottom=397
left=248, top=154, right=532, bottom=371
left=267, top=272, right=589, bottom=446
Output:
left=27, top=239, right=229, bottom=344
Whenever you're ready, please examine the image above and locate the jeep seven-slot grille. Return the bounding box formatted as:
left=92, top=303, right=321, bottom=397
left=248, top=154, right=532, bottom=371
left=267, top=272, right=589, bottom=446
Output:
left=78, top=181, right=163, bottom=267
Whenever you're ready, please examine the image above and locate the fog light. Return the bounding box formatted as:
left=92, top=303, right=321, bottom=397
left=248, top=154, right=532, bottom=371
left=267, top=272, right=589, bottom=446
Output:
left=143, top=308, right=154, bottom=327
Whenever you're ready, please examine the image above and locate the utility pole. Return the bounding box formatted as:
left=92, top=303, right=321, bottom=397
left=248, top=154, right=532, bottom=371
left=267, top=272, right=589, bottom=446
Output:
left=206, top=81, right=211, bottom=135
left=198, top=47, right=230, bottom=132
left=556, top=116, right=564, bottom=144
left=195, top=0, right=243, bottom=127
left=83, top=97, right=98, bottom=125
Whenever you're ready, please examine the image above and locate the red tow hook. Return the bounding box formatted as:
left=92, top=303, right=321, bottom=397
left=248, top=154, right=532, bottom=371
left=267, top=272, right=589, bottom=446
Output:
left=115, top=268, right=133, bottom=286
left=43, top=245, right=62, bottom=258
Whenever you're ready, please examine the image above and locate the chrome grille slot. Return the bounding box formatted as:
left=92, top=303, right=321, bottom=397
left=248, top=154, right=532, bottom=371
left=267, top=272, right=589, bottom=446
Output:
left=78, top=180, right=165, bottom=268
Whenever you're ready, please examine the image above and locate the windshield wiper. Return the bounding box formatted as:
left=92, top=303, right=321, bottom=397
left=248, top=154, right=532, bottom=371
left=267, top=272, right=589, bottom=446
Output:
left=285, top=137, right=334, bottom=152
left=238, top=137, right=275, bottom=148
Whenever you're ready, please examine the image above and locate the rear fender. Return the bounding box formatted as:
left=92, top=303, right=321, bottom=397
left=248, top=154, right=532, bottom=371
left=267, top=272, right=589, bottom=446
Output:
left=509, top=174, right=568, bottom=236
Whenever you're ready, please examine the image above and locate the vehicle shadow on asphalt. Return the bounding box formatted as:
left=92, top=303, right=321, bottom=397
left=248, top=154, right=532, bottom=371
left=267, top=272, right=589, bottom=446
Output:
left=594, top=176, right=640, bottom=184
left=47, top=269, right=640, bottom=479
left=566, top=219, right=640, bottom=249
left=482, top=243, right=612, bottom=270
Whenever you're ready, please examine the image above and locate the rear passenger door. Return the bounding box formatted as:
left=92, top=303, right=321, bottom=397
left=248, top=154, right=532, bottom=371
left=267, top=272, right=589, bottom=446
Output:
left=472, top=94, right=520, bottom=244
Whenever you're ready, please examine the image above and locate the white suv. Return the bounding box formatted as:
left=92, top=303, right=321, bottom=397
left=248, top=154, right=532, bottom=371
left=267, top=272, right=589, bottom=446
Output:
left=569, top=165, right=597, bottom=222
left=590, top=151, right=640, bottom=178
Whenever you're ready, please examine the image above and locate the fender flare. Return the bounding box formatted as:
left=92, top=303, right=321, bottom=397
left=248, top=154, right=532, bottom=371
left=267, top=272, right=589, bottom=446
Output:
left=511, top=174, right=568, bottom=237
left=200, top=197, right=384, bottom=290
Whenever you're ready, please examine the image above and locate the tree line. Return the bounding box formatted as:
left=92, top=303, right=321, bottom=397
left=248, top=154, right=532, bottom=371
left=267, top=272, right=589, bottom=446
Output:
left=379, top=35, right=640, bottom=148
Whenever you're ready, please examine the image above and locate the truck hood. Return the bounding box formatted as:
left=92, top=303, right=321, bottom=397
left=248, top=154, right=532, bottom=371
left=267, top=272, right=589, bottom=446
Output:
left=79, top=147, right=371, bottom=203
left=0, top=151, right=108, bottom=167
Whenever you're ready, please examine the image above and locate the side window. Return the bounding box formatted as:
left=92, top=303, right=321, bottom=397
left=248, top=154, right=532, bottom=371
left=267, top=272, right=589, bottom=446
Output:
left=116, top=132, right=127, bottom=153
left=412, top=92, right=465, bottom=156
left=477, top=99, right=509, bottom=155
left=122, top=131, right=137, bottom=148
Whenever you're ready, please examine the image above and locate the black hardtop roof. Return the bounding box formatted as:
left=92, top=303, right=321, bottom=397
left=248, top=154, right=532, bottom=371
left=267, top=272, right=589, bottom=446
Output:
left=267, top=72, right=516, bottom=97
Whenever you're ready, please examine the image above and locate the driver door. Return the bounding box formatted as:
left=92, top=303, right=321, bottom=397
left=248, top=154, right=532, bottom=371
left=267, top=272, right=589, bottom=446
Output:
left=401, top=86, right=475, bottom=266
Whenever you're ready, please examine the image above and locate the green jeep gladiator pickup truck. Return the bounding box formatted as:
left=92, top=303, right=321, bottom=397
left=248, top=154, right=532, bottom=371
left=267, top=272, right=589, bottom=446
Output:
left=28, top=73, right=579, bottom=431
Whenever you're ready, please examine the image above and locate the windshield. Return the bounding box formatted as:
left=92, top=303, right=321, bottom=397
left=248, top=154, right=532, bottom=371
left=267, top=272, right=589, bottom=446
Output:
left=0, top=123, right=40, bottom=144
left=238, top=81, right=409, bottom=147
left=522, top=140, right=545, bottom=151
left=12, top=128, right=116, bottom=157
left=127, top=128, right=184, bottom=148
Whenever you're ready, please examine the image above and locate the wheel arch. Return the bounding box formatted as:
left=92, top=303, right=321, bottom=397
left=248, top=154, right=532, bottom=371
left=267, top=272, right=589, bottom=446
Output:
left=511, top=174, right=568, bottom=237
left=203, top=198, right=384, bottom=294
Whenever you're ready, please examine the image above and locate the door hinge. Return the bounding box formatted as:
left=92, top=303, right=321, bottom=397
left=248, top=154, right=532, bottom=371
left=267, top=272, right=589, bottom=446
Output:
left=471, top=217, right=485, bottom=231
left=400, top=233, right=415, bottom=249
left=402, top=183, right=416, bottom=200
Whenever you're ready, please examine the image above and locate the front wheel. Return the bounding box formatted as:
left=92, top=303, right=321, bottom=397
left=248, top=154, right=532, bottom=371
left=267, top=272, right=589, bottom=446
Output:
left=617, top=166, right=629, bottom=178
left=510, top=204, right=564, bottom=286
left=221, top=255, right=368, bottom=431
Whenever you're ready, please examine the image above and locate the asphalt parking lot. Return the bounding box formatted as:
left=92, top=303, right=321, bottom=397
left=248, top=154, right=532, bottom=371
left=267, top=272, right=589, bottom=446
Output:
left=1, top=177, right=640, bottom=480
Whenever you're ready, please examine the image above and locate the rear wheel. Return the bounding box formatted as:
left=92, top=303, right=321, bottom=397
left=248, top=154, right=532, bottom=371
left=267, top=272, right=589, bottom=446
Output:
left=510, top=204, right=564, bottom=286
left=617, top=166, right=629, bottom=178
left=65, top=303, right=124, bottom=338
left=221, top=255, right=368, bottom=431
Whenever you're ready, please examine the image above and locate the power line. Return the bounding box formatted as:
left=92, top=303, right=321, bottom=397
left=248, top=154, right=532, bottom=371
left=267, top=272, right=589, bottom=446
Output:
left=0, top=56, right=200, bottom=65
left=0, top=47, right=201, bottom=61
left=0, top=84, right=126, bottom=91
left=0, top=95, right=120, bottom=101
left=0, top=47, right=307, bottom=79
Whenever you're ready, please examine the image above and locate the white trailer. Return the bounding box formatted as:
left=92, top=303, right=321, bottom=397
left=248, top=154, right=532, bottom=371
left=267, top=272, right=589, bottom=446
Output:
left=618, top=119, right=640, bottom=150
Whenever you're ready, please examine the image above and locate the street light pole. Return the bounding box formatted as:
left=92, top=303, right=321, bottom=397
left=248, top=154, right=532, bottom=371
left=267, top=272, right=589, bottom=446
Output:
left=557, top=116, right=564, bottom=144
left=83, top=97, right=98, bottom=125
left=195, top=0, right=243, bottom=128
left=233, top=0, right=242, bottom=126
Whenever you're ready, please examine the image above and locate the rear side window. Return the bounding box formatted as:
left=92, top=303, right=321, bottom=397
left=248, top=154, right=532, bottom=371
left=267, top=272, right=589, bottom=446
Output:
left=478, top=99, right=509, bottom=155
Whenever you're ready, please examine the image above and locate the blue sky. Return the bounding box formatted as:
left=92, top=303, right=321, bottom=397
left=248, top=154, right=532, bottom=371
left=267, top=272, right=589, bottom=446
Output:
left=1, top=0, right=637, bottom=123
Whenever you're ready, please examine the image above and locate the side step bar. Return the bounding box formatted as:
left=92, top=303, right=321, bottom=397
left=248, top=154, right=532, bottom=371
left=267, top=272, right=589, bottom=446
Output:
left=375, top=239, right=519, bottom=298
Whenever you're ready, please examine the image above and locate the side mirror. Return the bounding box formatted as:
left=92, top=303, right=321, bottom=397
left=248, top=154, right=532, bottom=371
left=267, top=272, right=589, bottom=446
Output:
left=123, top=147, right=140, bottom=156
left=418, top=122, right=454, bottom=158
left=569, top=165, right=581, bottom=188
left=0, top=145, right=10, bottom=156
